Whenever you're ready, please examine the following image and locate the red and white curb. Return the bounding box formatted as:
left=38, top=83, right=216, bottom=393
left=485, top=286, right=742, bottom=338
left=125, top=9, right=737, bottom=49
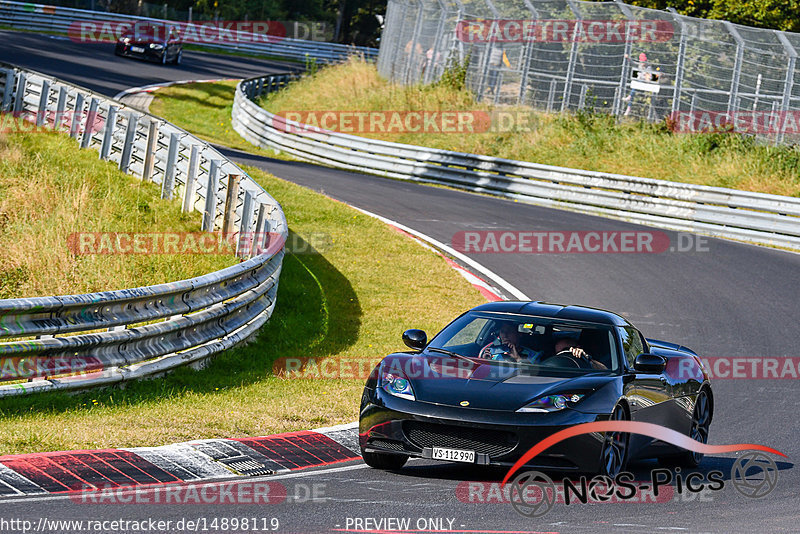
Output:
left=0, top=423, right=359, bottom=496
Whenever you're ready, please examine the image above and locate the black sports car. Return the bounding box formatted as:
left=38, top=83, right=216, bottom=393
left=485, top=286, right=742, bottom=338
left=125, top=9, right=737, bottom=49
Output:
left=359, top=301, right=713, bottom=476
left=114, top=23, right=183, bottom=65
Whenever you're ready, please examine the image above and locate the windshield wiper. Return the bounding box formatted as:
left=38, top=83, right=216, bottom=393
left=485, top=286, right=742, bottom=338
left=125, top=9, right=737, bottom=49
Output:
left=426, top=347, right=474, bottom=364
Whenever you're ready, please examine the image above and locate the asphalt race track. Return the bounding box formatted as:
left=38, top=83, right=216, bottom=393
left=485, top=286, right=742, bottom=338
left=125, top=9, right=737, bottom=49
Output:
left=1, top=30, right=798, bottom=533
left=0, top=31, right=298, bottom=94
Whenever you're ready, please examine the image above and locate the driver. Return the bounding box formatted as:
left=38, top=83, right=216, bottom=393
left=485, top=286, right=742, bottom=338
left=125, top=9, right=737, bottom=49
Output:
left=553, top=338, right=607, bottom=369
left=479, top=323, right=539, bottom=363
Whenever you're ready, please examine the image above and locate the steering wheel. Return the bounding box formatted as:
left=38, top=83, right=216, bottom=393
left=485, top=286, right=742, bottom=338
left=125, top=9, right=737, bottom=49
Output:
left=548, top=350, right=591, bottom=369
left=541, top=353, right=581, bottom=368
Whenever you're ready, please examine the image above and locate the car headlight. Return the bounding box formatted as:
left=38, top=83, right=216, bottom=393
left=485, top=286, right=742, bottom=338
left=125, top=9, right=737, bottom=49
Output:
left=380, top=371, right=415, bottom=401
left=517, top=393, right=585, bottom=413
left=150, top=43, right=164, bottom=49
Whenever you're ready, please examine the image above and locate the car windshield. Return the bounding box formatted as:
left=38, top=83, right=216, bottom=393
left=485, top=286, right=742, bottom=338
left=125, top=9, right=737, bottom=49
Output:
left=427, top=312, right=619, bottom=373
left=121, top=24, right=169, bottom=40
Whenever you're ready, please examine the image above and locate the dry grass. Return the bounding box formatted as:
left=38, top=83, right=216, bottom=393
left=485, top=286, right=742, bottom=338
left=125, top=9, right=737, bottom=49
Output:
left=260, top=58, right=800, bottom=197
left=149, top=80, right=263, bottom=153
left=0, top=129, right=236, bottom=299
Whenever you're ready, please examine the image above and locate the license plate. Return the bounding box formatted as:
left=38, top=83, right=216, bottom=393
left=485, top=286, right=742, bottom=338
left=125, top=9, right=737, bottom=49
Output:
left=131, top=46, right=145, bottom=53
left=432, top=447, right=475, bottom=463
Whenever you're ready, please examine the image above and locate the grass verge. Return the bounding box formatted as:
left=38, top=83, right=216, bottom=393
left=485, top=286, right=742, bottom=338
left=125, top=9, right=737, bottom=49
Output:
left=0, top=129, right=236, bottom=299
left=0, top=111, right=485, bottom=454
left=258, top=58, right=800, bottom=197
left=148, top=79, right=258, bottom=152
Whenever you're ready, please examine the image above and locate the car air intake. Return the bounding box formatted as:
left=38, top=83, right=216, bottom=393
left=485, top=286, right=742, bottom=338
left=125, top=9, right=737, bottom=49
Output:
left=404, top=421, right=518, bottom=457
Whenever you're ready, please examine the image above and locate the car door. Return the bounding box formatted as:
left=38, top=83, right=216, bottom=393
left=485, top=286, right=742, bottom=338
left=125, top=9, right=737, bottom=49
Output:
left=619, top=327, right=673, bottom=450
left=167, top=27, right=179, bottom=59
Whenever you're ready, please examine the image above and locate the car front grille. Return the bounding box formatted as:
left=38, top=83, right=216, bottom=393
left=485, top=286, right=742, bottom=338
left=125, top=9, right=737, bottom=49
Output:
left=404, top=421, right=518, bottom=458
left=369, top=439, right=407, bottom=452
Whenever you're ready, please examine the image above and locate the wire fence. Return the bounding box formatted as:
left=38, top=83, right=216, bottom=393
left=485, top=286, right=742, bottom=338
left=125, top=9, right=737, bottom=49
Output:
left=377, top=0, right=800, bottom=146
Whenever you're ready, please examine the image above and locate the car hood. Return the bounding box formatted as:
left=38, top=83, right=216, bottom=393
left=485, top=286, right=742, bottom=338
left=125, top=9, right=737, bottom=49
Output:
left=394, top=354, right=618, bottom=410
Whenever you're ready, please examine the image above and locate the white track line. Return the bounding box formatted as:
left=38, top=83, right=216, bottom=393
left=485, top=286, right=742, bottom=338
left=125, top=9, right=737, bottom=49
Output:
left=350, top=206, right=529, bottom=301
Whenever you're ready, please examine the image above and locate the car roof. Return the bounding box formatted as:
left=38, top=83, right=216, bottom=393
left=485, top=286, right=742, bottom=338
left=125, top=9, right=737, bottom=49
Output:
left=470, top=301, right=633, bottom=327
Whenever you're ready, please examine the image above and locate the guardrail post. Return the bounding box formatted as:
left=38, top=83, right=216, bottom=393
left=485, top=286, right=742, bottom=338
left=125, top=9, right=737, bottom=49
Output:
left=142, top=119, right=159, bottom=182
left=13, top=72, right=26, bottom=114
left=202, top=159, right=221, bottom=232
left=183, top=145, right=200, bottom=213
left=54, top=86, right=67, bottom=131
left=36, top=80, right=50, bottom=127
left=1, top=69, right=13, bottom=112
left=119, top=113, right=138, bottom=173
left=262, top=218, right=272, bottom=254
left=81, top=98, right=99, bottom=149
left=70, top=93, right=84, bottom=139
left=254, top=203, right=267, bottom=255
left=237, top=190, right=254, bottom=258
left=222, top=174, right=241, bottom=238
left=162, top=132, right=179, bottom=199
left=100, top=105, right=118, bottom=160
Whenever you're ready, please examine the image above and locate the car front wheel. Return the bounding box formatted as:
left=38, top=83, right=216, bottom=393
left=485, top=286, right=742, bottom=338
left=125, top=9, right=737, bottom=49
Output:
left=600, top=403, right=629, bottom=477
left=659, top=388, right=711, bottom=468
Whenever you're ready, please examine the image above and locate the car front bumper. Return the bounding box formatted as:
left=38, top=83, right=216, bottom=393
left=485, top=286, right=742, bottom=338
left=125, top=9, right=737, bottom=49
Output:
left=115, top=42, right=165, bottom=62
left=359, top=387, right=612, bottom=473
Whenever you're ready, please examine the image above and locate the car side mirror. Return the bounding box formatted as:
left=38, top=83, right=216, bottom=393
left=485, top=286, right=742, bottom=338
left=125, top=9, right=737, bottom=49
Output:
left=402, top=329, right=427, bottom=350
left=634, top=353, right=666, bottom=374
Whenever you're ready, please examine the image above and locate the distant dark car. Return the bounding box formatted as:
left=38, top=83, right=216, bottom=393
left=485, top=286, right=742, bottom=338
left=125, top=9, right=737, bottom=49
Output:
left=359, top=301, right=713, bottom=476
left=115, top=24, right=182, bottom=65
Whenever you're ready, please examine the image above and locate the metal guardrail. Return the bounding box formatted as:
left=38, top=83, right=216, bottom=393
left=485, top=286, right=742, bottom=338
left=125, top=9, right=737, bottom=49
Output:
left=0, top=64, right=288, bottom=396
left=232, top=73, right=800, bottom=251
left=0, top=0, right=377, bottom=63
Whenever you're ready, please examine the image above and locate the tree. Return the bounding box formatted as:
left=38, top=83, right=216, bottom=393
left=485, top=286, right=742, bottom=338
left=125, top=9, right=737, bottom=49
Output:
left=629, top=0, right=800, bottom=32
